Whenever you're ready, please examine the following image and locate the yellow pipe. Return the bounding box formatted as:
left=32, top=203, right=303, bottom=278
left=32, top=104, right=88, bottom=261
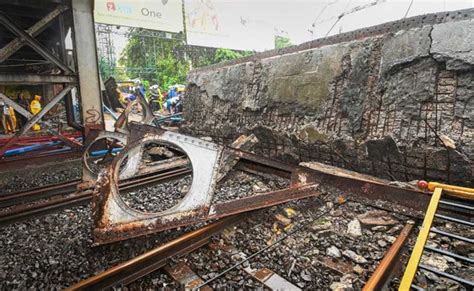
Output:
left=399, top=187, right=443, bottom=290
left=426, top=182, right=474, bottom=194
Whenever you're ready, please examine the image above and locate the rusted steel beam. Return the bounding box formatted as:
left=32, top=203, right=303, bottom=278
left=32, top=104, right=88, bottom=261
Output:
left=209, top=184, right=320, bottom=218
left=0, top=191, right=93, bottom=227
left=0, top=85, right=74, bottom=157
left=66, top=215, right=243, bottom=290
left=0, top=74, right=78, bottom=85
left=299, top=162, right=431, bottom=212
left=363, top=222, right=414, bottom=291
left=0, top=180, right=79, bottom=208
left=0, top=93, right=32, bottom=118
left=91, top=125, right=446, bottom=245
left=217, top=134, right=259, bottom=181
left=0, top=5, right=68, bottom=63
left=0, top=151, right=81, bottom=173
left=0, top=11, right=73, bottom=73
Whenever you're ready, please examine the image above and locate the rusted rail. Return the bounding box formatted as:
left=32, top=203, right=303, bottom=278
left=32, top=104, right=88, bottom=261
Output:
left=0, top=179, right=80, bottom=208
left=363, top=222, right=414, bottom=290
left=0, top=167, right=191, bottom=227
left=66, top=214, right=243, bottom=290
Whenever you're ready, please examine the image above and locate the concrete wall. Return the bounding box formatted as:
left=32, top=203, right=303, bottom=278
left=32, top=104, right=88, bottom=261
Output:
left=183, top=9, right=474, bottom=186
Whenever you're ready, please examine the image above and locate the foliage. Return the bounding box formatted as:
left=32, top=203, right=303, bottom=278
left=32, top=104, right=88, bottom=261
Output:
left=155, top=55, right=190, bottom=89
left=118, top=31, right=186, bottom=82
left=275, top=36, right=292, bottom=49
left=213, top=48, right=243, bottom=63
left=98, top=55, right=115, bottom=80
left=118, top=29, right=254, bottom=90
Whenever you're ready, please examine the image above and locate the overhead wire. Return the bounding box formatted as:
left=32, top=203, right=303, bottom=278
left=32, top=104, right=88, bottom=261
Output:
left=324, top=0, right=386, bottom=37
left=404, top=0, right=414, bottom=18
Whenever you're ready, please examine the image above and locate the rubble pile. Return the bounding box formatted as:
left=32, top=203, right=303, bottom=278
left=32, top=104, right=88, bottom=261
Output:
left=181, top=194, right=415, bottom=289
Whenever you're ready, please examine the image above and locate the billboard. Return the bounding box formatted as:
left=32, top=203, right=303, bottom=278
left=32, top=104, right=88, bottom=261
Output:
left=94, top=0, right=184, bottom=33
left=184, top=0, right=274, bottom=51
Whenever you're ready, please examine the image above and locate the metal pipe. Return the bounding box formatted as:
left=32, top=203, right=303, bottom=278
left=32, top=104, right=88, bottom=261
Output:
left=439, top=199, right=474, bottom=211
left=430, top=228, right=473, bottom=244
left=399, top=187, right=443, bottom=290
left=435, top=214, right=474, bottom=227
left=363, top=222, right=414, bottom=291
left=418, top=264, right=473, bottom=288
left=424, top=245, right=473, bottom=264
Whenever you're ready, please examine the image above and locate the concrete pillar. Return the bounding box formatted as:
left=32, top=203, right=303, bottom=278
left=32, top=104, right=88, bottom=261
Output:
left=71, top=0, right=104, bottom=136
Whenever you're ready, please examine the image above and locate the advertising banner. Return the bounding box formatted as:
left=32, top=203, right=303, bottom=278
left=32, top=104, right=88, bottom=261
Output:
left=184, top=0, right=274, bottom=51
left=94, top=0, right=184, bottom=33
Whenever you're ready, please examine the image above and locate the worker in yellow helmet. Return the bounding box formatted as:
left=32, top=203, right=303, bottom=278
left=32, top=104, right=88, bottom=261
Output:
left=30, top=95, right=42, bottom=131
left=6, top=106, right=17, bottom=133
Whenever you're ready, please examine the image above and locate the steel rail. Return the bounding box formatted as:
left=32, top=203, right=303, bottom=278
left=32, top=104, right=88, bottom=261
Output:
left=66, top=214, right=244, bottom=290
left=0, top=180, right=80, bottom=208
left=363, top=222, right=414, bottom=290
left=0, top=165, right=191, bottom=209
left=0, top=168, right=191, bottom=227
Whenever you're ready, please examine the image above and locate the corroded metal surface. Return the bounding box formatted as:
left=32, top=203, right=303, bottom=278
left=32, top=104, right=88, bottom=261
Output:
left=92, top=125, right=448, bottom=245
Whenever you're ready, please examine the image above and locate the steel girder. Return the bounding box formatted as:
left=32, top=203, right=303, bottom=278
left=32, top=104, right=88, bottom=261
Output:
left=0, top=5, right=69, bottom=63
left=0, top=11, right=73, bottom=73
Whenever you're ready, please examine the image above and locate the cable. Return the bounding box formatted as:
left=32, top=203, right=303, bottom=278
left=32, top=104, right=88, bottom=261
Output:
left=404, top=0, right=414, bottom=18
left=195, top=195, right=346, bottom=289
left=324, top=0, right=385, bottom=37
left=309, top=0, right=339, bottom=35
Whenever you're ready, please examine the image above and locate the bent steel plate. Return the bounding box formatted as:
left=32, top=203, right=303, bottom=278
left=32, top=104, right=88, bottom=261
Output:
left=92, top=124, right=320, bottom=244
left=92, top=124, right=467, bottom=244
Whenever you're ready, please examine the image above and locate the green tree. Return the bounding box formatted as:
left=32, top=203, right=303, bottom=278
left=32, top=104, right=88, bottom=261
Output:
left=119, top=29, right=189, bottom=83
left=98, top=55, right=115, bottom=80
left=155, top=55, right=190, bottom=90
left=275, top=36, right=292, bottom=49
left=213, top=48, right=243, bottom=63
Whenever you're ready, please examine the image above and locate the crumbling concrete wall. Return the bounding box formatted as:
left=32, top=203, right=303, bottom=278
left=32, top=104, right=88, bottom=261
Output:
left=183, top=9, right=474, bottom=186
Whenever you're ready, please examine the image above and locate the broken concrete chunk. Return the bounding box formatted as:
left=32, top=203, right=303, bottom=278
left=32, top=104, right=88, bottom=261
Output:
left=347, top=218, right=362, bottom=237
left=439, top=134, right=456, bottom=149
left=421, top=254, right=449, bottom=272
left=327, top=245, right=342, bottom=259
left=380, top=25, right=432, bottom=75
left=330, top=274, right=355, bottom=291
left=343, top=250, right=368, bottom=264
left=353, top=265, right=364, bottom=275
left=357, top=210, right=398, bottom=226
left=431, top=19, right=474, bottom=70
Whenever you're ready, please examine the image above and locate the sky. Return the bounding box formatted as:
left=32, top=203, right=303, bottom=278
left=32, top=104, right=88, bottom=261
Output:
left=96, top=0, right=474, bottom=57
left=227, top=0, right=473, bottom=45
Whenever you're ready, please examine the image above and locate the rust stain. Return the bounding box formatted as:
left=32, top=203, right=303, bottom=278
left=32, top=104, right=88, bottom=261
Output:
left=253, top=268, right=273, bottom=282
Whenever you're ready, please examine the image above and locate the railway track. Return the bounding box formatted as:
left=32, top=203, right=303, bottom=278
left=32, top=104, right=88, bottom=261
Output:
left=0, top=166, right=191, bottom=227
left=66, top=214, right=244, bottom=290
left=65, top=190, right=473, bottom=290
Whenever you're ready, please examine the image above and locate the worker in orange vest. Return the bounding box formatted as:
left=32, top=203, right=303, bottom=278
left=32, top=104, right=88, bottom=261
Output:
left=30, top=95, right=42, bottom=131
